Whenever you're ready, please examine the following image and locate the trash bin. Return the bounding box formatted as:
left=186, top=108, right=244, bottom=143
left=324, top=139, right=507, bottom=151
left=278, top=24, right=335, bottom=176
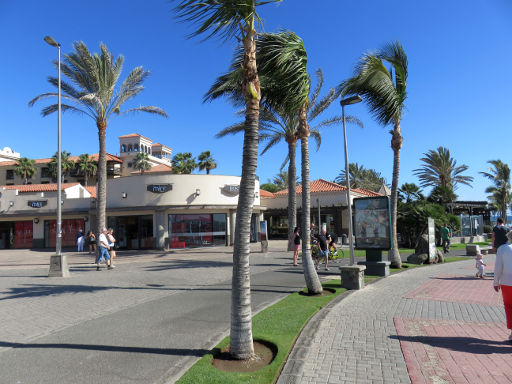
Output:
left=341, top=234, right=347, bottom=245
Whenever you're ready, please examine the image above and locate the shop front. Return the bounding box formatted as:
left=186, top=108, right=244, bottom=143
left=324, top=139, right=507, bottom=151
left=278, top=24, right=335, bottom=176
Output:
left=107, top=215, right=154, bottom=249
left=44, top=218, right=85, bottom=248
left=169, top=213, right=227, bottom=248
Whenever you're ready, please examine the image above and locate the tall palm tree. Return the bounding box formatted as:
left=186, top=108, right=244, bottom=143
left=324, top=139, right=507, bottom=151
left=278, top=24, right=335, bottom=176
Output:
left=76, top=154, right=97, bottom=186
left=197, top=150, right=217, bottom=174
left=171, top=152, right=197, bottom=174
left=340, top=41, right=408, bottom=268
left=480, top=160, right=511, bottom=222
left=414, top=146, right=473, bottom=190
left=173, top=0, right=281, bottom=359
left=29, top=42, right=166, bottom=244
left=14, top=157, right=36, bottom=185
left=48, top=151, right=75, bottom=182
left=134, top=152, right=152, bottom=175
left=208, top=31, right=323, bottom=293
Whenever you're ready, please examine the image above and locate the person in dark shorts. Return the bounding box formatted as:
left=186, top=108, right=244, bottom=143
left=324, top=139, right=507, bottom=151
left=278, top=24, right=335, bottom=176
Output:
left=291, top=227, right=301, bottom=266
left=493, top=217, right=509, bottom=253
left=314, top=229, right=331, bottom=271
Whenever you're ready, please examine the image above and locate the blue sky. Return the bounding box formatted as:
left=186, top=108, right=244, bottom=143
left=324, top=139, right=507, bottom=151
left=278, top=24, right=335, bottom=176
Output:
left=1, top=0, right=511, bottom=201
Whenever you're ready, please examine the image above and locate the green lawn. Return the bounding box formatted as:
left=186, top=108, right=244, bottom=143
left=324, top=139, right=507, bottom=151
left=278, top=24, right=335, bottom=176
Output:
left=177, top=254, right=470, bottom=384
left=176, top=280, right=346, bottom=384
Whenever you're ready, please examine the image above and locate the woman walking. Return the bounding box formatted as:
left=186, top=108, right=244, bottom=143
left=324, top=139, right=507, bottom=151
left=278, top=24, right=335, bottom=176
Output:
left=107, top=228, right=117, bottom=268
left=87, top=231, right=96, bottom=254
left=291, top=227, right=301, bottom=266
left=494, top=230, right=512, bottom=341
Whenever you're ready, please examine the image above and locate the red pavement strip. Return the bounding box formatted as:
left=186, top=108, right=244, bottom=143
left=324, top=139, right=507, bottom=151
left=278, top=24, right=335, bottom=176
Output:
left=405, top=274, right=503, bottom=306
left=394, top=318, right=512, bottom=384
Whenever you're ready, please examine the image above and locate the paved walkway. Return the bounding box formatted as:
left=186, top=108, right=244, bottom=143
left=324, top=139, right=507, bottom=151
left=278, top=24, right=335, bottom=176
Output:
left=278, top=253, right=510, bottom=384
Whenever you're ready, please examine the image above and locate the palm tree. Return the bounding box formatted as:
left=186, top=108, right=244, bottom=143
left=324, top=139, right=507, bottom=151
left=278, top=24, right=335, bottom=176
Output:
left=173, top=0, right=280, bottom=360
left=134, top=152, right=152, bottom=175
left=14, top=157, right=36, bottom=185
left=171, top=152, right=197, bottom=174
left=48, top=151, right=75, bottom=182
left=340, top=41, right=408, bottom=268
left=335, top=163, right=385, bottom=191
left=197, top=151, right=217, bottom=174
left=414, top=146, right=473, bottom=190
left=76, top=154, right=97, bottom=186
left=29, top=42, right=166, bottom=246
left=208, top=31, right=324, bottom=294
left=480, top=160, right=511, bottom=222
left=398, top=183, right=423, bottom=203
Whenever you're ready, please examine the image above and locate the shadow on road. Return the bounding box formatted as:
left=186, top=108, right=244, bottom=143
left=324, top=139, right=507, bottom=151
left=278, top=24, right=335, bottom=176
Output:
left=0, top=340, right=210, bottom=356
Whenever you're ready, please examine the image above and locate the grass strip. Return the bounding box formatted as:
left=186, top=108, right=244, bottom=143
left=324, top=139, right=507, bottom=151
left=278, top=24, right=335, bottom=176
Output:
left=176, top=280, right=346, bottom=384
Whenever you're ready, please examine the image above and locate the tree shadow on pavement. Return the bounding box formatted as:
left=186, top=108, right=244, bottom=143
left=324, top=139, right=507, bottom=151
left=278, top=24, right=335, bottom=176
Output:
left=390, top=335, right=512, bottom=354
left=0, top=340, right=209, bottom=356
left=431, top=276, right=484, bottom=281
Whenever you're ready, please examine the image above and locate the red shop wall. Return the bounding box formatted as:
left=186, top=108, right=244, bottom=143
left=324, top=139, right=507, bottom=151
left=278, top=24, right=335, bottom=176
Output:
left=14, top=221, right=33, bottom=249
left=48, top=219, right=85, bottom=248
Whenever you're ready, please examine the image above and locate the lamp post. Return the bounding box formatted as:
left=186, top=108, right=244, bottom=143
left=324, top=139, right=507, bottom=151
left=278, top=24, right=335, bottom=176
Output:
left=340, top=95, right=362, bottom=265
left=45, top=35, right=69, bottom=277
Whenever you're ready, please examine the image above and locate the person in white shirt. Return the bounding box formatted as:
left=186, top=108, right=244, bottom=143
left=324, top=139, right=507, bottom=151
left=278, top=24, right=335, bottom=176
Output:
left=96, top=228, right=112, bottom=271
left=475, top=254, right=486, bottom=278
left=494, top=230, right=512, bottom=341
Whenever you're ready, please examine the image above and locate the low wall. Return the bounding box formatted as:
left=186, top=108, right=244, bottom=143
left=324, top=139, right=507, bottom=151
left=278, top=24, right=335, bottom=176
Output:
left=451, top=234, right=488, bottom=244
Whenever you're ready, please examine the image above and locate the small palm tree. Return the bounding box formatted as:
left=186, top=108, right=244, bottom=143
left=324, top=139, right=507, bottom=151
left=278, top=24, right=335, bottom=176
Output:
left=335, top=163, right=385, bottom=191
left=171, top=152, right=197, bottom=174
left=76, top=154, right=98, bottom=186
left=340, top=41, right=408, bottom=268
left=14, top=157, right=36, bottom=185
left=197, top=151, right=217, bottom=174
left=414, top=146, right=473, bottom=190
left=48, top=151, right=75, bottom=182
left=134, top=152, right=152, bottom=175
left=29, top=41, right=166, bottom=244
left=398, top=183, right=423, bottom=203
left=480, top=160, right=511, bottom=222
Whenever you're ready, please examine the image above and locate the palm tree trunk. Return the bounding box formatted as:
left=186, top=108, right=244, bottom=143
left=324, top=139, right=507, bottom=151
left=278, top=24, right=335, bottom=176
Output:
left=229, top=26, right=260, bottom=360
left=85, top=172, right=88, bottom=187
left=389, top=121, right=403, bottom=268
left=299, top=105, right=323, bottom=294
left=96, top=120, right=107, bottom=240
left=287, top=139, right=297, bottom=251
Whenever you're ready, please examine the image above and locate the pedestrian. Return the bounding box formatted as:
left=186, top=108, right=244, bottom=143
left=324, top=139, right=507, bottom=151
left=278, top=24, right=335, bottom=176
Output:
left=107, top=228, right=117, bottom=268
left=291, top=227, right=300, bottom=266
left=96, top=227, right=112, bottom=271
left=310, top=223, right=317, bottom=245
left=440, top=223, right=451, bottom=254
left=87, top=231, right=96, bottom=254
left=493, top=230, right=512, bottom=341
left=314, top=228, right=330, bottom=271
left=493, top=217, right=509, bottom=253
left=76, top=229, right=84, bottom=252
left=475, top=253, right=486, bottom=278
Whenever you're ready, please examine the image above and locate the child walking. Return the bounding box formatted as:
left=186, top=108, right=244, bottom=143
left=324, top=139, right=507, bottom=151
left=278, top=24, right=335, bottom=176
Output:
left=475, top=253, right=486, bottom=278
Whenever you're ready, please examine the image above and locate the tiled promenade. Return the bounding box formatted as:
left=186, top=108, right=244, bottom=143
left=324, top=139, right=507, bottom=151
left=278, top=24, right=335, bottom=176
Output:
left=279, top=254, right=511, bottom=384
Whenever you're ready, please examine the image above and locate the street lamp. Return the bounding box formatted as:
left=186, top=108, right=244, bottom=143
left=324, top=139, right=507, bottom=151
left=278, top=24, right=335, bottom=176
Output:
left=45, top=35, right=69, bottom=277
left=340, top=95, right=362, bottom=265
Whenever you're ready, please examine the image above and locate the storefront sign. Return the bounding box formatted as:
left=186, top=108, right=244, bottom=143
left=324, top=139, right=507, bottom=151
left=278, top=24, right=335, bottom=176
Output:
left=147, top=184, right=172, bottom=193
left=353, top=196, right=391, bottom=250
left=222, top=184, right=240, bottom=196
left=28, top=200, right=47, bottom=208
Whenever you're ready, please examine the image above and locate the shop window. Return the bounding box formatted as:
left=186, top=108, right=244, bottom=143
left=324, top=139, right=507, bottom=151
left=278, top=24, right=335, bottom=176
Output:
left=41, top=167, right=51, bottom=178
left=169, top=213, right=226, bottom=248
left=128, top=144, right=133, bottom=152
left=121, top=144, right=126, bottom=152
left=6, top=170, right=14, bottom=180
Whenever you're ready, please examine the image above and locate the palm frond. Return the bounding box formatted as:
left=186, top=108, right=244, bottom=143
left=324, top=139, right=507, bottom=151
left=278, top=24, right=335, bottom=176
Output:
left=215, top=122, right=245, bottom=138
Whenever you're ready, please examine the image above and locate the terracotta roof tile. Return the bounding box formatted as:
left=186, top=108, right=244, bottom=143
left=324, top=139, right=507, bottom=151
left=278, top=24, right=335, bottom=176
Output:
left=130, top=163, right=173, bottom=174
left=274, top=179, right=383, bottom=197
left=118, top=133, right=152, bottom=142
left=1, top=183, right=81, bottom=193
left=0, top=153, right=122, bottom=167
left=259, top=189, right=275, bottom=198
left=84, top=186, right=97, bottom=199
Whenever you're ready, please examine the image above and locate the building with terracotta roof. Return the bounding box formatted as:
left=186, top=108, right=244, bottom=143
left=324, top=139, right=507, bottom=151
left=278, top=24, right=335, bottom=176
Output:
left=261, top=179, right=383, bottom=239
left=118, top=133, right=172, bottom=176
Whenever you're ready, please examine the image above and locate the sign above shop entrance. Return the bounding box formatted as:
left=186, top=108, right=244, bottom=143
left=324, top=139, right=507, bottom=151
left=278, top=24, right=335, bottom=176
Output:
left=28, top=200, right=48, bottom=208
left=222, top=184, right=240, bottom=196
left=147, top=184, right=173, bottom=193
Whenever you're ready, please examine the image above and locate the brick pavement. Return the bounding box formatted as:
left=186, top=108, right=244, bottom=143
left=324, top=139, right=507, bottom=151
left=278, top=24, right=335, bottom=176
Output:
left=278, top=255, right=510, bottom=384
